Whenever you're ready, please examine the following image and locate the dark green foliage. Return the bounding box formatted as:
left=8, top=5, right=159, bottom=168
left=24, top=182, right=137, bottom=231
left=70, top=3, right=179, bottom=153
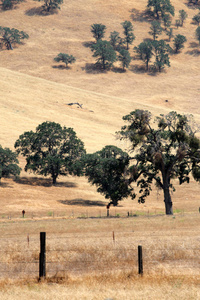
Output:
left=179, top=10, right=188, bottom=26
left=0, top=146, right=21, bottom=181
left=54, top=53, right=76, bottom=68
left=134, top=40, right=153, bottom=70
left=91, top=24, right=106, bottom=42
left=1, top=0, right=22, bottom=10
left=117, top=110, right=200, bottom=215
left=14, top=122, right=86, bottom=184
left=91, top=40, right=117, bottom=70
left=192, top=14, right=200, bottom=26
left=162, top=14, right=172, bottom=30
left=147, top=0, right=175, bottom=20
left=121, top=20, right=135, bottom=50
left=149, top=20, right=163, bottom=40
left=109, top=31, right=123, bottom=50
left=173, top=34, right=187, bottom=53
left=152, top=39, right=171, bottom=72
left=118, top=49, right=131, bottom=71
left=195, top=26, right=200, bottom=44
left=0, top=26, right=29, bottom=50
left=83, top=146, right=132, bottom=206
left=166, top=27, right=173, bottom=41
left=37, top=0, right=63, bottom=12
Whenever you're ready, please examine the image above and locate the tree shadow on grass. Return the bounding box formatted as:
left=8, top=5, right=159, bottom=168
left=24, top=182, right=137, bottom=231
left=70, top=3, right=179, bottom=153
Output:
left=0, top=181, right=13, bottom=188
left=25, top=7, right=58, bottom=16
left=82, top=63, right=108, bottom=74
left=52, top=65, right=69, bottom=70
left=130, top=8, right=155, bottom=23
left=186, top=43, right=200, bottom=56
left=82, top=41, right=95, bottom=48
left=14, top=176, right=77, bottom=188
left=59, top=198, right=106, bottom=207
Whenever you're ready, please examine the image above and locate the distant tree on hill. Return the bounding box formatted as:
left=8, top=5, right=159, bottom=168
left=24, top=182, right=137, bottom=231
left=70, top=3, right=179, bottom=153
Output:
left=134, top=40, right=153, bottom=71
left=1, top=0, right=23, bottom=10
left=149, top=20, right=163, bottom=40
left=54, top=53, right=76, bottom=68
left=179, top=10, right=188, bottom=27
left=195, top=26, right=200, bottom=44
left=14, top=122, right=86, bottom=184
left=118, top=49, right=131, bottom=71
left=192, top=13, right=200, bottom=26
left=162, top=14, right=172, bottom=30
left=166, top=28, right=173, bottom=41
left=109, top=31, right=123, bottom=50
left=91, top=24, right=106, bottom=42
left=37, top=0, right=63, bottom=12
left=147, top=0, right=175, bottom=20
left=152, top=39, right=171, bottom=72
left=91, top=40, right=117, bottom=70
left=173, top=34, right=187, bottom=53
left=0, top=27, right=29, bottom=50
left=0, top=146, right=21, bottom=182
left=121, top=20, right=135, bottom=50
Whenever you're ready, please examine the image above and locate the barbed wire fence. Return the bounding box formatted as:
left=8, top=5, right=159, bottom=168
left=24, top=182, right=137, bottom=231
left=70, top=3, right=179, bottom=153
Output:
left=0, top=232, right=199, bottom=280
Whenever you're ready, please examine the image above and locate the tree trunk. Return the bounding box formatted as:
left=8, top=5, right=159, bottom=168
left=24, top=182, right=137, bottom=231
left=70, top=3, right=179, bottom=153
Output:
left=163, top=186, right=173, bottom=215
left=52, top=175, right=57, bottom=185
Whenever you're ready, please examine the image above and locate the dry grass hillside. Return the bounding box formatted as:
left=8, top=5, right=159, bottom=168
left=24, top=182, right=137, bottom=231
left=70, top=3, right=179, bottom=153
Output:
left=0, top=0, right=200, bottom=215
left=0, top=1, right=200, bottom=298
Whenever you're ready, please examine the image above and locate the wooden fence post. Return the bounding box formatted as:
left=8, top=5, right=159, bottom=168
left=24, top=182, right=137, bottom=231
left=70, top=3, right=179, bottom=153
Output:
left=39, top=232, right=46, bottom=280
left=138, top=245, right=143, bottom=275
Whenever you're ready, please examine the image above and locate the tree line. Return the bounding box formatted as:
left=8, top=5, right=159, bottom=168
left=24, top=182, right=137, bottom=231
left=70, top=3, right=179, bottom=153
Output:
left=0, top=0, right=200, bottom=72
left=1, top=111, right=200, bottom=215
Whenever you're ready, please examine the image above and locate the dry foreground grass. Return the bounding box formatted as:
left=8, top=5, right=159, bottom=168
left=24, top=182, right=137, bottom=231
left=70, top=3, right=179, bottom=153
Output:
left=0, top=0, right=200, bottom=298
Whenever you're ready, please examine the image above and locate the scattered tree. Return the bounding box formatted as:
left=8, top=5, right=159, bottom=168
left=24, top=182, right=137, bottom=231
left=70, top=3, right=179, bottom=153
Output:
left=192, top=14, right=200, bottom=26
left=37, top=0, right=63, bottom=12
left=91, top=23, right=106, bottom=42
left=134, top=40, right=153, bottom=71
left=0, top=146, right=21, bottom=182
left=1, top=0, right=23, bottom=10
left=152, top=39, right=171, bottom=72
left=109, top=31, right=123, bottom=50
left=121, top=20, right=135, bottom=50
left=147, top=0, right=175, bottom=20
left=14, top=122, right=86, bottom=184
left=54, top=53, right=76, bottom=68
left=175, top=19, right=181, bottom=29
left=162, top=13, right=172, bottom=30
left=173, top=34, right=187, bottom=53
left=0, top=26, right=29, bottom=50
left=179, top=9, right=188, bottom=26
left=195, top=26, right=200, bottom=44
left=118, top=49, right=131, bottom=71
left=149, top=20, right=163, bottom=40
left=166, top=27, right=173, bottom=41
left=117, top=110, right=200, bottom=215
left=83, top=146, right=132, bottom=207
left=91, top=40, right=117, bottom=70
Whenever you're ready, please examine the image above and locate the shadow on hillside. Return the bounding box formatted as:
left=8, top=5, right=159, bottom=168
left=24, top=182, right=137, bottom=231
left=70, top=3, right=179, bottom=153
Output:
left=112, top=67, right=126, bottom=73
left=15, top=177, right=77, bottom=188
left=184, top=1, right=200, bottom=9
left=186, top=42, right=200, bottom=55
left=25, top=7, right=58, bottom=16
left=59, top=198, right=106, bottom=207
left=130, top=8, right=155, bottom=23
left=82, top=63, right=107, bottom=74
left=82, top=41, right=94, bottom=48
left=0, top=182, right=13, bottom=188
left=52, top=65, right=69, bottom=70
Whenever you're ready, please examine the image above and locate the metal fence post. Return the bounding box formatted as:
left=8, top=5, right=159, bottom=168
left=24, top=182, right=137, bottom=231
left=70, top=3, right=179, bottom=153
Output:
left=138, top=245, right=143, bottom=275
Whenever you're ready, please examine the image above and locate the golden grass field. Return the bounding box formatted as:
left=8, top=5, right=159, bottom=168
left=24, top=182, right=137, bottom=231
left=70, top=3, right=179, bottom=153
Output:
left=0, top=0, right=200, bottom=298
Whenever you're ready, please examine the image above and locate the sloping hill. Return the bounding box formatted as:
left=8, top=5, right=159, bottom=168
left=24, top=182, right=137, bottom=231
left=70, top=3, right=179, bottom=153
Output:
left=0, top=0, right=199, bottom=215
